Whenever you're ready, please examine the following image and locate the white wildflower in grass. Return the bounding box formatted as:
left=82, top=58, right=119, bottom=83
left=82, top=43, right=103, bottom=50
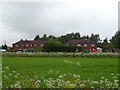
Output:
left=2, top=66, right=120, bottom=88
left=35, top=80, right=40, bottom=83
left=8, top=73, right=12, bottom=76
left=76, top=75, right=80, bottom=78
left=101, top=77, right=105, bottom=79
left=12, top=71, right=16, bottom=73
left=100, top=80, right=104, bottom=84
left=2, top=70, right=5, bottom=73
left=76, top=62, right=81, bottom=68
left=48, top=69, right=53, bottom=74
left=11, top=85, right=14, bottom=88
left=5, top=67, right=9, bottom=70
left=79, top=83, right=85, bottom=87
left=63, top=60, right=72, bottom=64
left=16, top=73, right=20, bottom=76
left=91, top=81, right=99, bottom=84
left=70, top=84, right=76, bottom=88
left=59, top=75, right=63, bottom=78
left=76, top=79, right=80, bottom=82
left=0, top=81, right=2, bottom=87
left=63, top=74, right=67, bottom=77
left=4, top=75, right=7, bottom=78
left=66, top=81, right=71, bottom=85
left=111, top=73, right=114, bottom=75
left=73, top=74, right=77, bottom=78
left=15, top=75, right=18, bottom=78
left=117, top=73, right=120, bottom=76
left=114, top=79, right=118, bottom=83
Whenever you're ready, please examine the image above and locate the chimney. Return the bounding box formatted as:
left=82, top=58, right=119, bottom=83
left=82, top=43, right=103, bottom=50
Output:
left=20, top=39, right=23, bottom=41
left=25, top=39, right=27, bottom=41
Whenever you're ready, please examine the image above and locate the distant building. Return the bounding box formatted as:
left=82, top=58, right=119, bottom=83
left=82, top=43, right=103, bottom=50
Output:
left=64, top=39, right=97, bottom=52
left=12, top=39, right=48, bottom=51
left=12, top=39, right=97, bottom=52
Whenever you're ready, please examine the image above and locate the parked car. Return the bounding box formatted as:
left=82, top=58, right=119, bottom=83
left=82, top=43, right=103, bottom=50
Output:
left=0, top=49, right=7, bottom=52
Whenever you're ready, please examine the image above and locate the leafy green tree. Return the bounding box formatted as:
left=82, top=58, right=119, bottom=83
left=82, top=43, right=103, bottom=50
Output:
left=77, top=46, right=83, bottom=52
left=2, top=44, right=8, bottom=50
left=43, top=39, right=63, bottom=52
left=41, top=34, right=47, bottom=40
left=90, top=33, right=101, bottom=45
left=98, top=38, right=112, bottom=52
left=58, top=32, right=81, bottom=43
left=110, top=30, right=120, bottom=48
left=34, top=35, right=40, bottom=40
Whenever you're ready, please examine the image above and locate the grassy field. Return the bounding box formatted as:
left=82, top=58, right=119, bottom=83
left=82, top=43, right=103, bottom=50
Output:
left=2, top=56, right=119, bottom=88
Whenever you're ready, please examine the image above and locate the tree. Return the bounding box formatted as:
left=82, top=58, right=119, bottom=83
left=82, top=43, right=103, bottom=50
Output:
left=90, top=33, right=101, bottom=45
left=41, top=34, right=47, bottom=40
left=43, top=39, right=63, bottom=52
left=2, top=44, right=8, bottom=50
left=110, top=30, right=120, bottom=48
left=102, top=38, right=111, bottom=52
left=34, top=35, right=40, bottom=40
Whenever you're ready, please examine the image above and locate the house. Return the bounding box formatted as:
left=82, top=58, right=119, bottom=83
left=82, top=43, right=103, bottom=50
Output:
left=12, top=39, right=97, bottom=52
left=12, top=39, right=48, bottom=51
left=64, top=39, right=97, bottom=52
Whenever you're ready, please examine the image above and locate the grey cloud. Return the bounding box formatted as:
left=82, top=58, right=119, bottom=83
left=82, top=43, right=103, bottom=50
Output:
left=0, top=1, right=118, bottom=45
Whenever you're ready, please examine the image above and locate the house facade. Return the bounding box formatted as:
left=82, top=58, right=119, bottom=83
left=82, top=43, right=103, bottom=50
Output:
left=12, top=39, right=97, bottom=52
left=64, top=39, right=97, bottom=52
left=12, top=39, right=48, bottom=51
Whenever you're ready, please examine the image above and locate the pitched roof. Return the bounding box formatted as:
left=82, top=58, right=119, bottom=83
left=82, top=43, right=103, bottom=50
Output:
left=64, top=39, right=95, bottom=44
left=13, top=39, right=48, bottom=45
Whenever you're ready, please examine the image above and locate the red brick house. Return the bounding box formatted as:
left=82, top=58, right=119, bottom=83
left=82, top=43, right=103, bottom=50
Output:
left=12, top=39, right=97, bottom=52
left=64, top=39, right=97, bottom=52
left=12, top=39, right=48, bottom=51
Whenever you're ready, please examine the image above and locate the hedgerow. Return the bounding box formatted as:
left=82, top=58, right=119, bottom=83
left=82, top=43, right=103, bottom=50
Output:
left=2, top=52, right=119, bottom=58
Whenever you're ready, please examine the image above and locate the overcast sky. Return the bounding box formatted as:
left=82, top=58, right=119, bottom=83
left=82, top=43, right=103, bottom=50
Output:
left=0, top=0, right=119, bottom=46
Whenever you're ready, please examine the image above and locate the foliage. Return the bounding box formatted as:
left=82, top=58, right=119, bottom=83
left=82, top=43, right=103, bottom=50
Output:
left=90, top=33, right=101, bottom=44
left=43, top=39, right=63, bottom=52
left=110, top=30, right=120, bottom=48
left=43, top=39, right=82, bottom=52
left=98, top=38, right=113, bottom=52
left=2, top=52, right=119, bottom=58
left=34, top=35, right=40, bottom=40
left=58, top=32, right=81, bottom=43
left=2, top=44, right=8, bottom=50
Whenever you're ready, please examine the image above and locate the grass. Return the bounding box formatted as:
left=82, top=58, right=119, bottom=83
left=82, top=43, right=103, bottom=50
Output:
left=2, top=57, right=118, bottom=81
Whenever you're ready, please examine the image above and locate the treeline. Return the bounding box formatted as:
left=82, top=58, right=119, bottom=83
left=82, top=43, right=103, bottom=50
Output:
left=34, top=32, right=101, bottom=44
left=34, top=31, right=120, bottom=52
left=1, top=30, right=120, bottom=52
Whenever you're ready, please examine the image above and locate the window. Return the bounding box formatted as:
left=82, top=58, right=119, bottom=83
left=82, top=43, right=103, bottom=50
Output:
left=77, top=44, right=81, bottom=46
left=21, top=45, right=24, bottom=47
left=15, top=45, right=18, bottom=47
left=83, top=44, right=87, bottom=47
left=91, top=44, right=94, bottom=47
left=26, top=44, right=29, bottom=47
left=34, top=44, right=37, bottom=46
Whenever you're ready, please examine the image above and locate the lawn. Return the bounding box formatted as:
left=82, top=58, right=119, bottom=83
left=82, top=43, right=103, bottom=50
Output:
left=2, top=56, right=119, bottom=88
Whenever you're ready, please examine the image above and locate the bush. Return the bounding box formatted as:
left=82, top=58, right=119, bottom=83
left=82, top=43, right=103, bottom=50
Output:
left=2, top=52, right=120, bottom=58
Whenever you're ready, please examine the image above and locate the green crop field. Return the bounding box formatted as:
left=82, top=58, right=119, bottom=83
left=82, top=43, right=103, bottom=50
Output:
left=2, top=56, right=119, bottom=88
